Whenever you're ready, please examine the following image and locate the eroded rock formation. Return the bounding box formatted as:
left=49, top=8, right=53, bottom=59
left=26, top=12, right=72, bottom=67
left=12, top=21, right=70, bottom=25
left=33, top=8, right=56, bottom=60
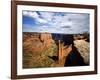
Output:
left=23, top=32, right=89, bottom=68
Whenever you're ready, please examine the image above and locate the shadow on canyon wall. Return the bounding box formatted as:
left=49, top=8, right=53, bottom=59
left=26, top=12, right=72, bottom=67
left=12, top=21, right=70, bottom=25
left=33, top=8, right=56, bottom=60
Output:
left=52, top=34, right=86, bottom=66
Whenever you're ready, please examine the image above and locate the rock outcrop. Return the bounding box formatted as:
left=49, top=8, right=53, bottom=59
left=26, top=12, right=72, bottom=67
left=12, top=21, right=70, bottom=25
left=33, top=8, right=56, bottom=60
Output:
left=74, top=40, right=89, bottom=64
left=23, top=32, right=58, bottom=68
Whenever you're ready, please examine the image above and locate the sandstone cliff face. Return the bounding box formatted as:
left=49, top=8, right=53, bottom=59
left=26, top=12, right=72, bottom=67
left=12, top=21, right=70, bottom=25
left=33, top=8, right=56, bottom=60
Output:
left=23, top=32, right=58, bottom=68
left=74, top=40, right=89, bottom=64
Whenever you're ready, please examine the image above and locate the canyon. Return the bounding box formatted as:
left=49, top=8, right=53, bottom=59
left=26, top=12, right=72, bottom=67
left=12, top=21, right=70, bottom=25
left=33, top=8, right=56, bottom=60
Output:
left=23, top=32, right=89, bottom=68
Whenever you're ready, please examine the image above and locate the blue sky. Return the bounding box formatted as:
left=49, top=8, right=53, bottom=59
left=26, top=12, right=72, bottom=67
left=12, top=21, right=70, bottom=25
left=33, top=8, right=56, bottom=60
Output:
left=22, top=11, right=89, bottom=34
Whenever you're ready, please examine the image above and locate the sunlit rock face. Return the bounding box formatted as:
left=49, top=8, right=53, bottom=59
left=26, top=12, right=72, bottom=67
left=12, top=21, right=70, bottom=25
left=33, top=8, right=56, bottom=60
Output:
left=23, top=32, right=58, bottom=68
left=74, top=40, right=89, bottom=64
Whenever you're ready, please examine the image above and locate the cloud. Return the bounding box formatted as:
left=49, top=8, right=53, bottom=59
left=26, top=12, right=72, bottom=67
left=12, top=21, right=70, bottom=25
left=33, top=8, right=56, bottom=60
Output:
left=38, top=12, right=54, bottom=22
left=23, top=11, right=89, bottom=34
left=23, top=11, right=48, bottom=24
left=23, top=11, right=39, bottom=18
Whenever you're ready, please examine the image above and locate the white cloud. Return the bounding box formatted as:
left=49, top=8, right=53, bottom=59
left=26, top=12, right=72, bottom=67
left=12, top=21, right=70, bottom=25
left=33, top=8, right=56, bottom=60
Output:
left=39, top=12, right=54, bottom=21
left=23, top=11, right=39, bottom=18
left=23, top=11, right=48, bottom=24
left=37, top=18, right=48, bottom=24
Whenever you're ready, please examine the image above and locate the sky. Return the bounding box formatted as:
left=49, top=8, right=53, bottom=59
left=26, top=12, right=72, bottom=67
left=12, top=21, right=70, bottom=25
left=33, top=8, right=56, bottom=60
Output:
left=22, top=11, right=90, bottom=34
